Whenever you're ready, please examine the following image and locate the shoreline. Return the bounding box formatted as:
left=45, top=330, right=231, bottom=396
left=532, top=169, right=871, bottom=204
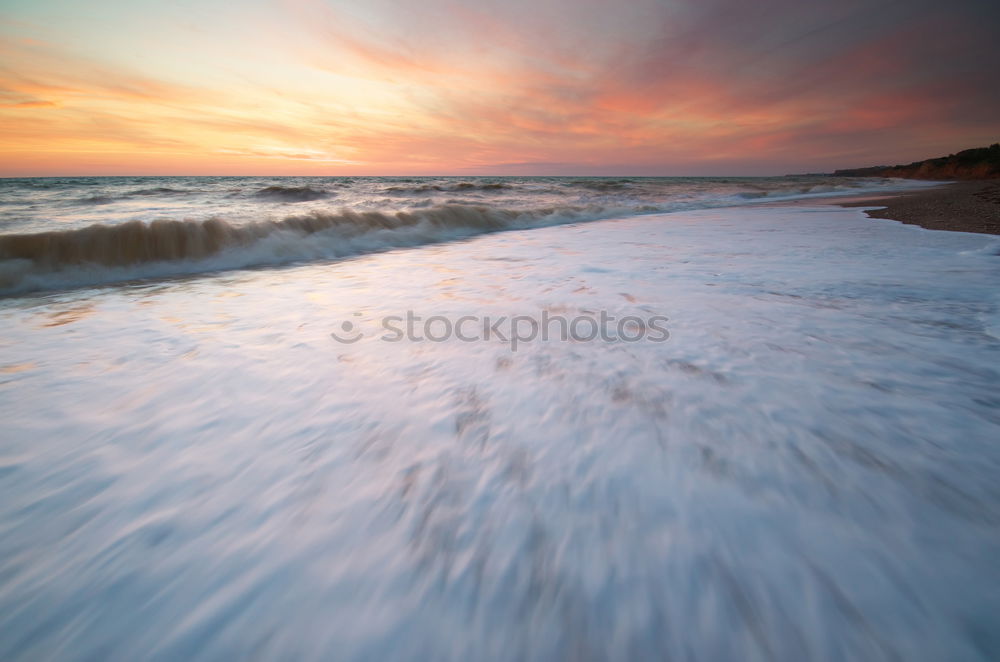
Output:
left=791, top=181, right=1000, bottom=235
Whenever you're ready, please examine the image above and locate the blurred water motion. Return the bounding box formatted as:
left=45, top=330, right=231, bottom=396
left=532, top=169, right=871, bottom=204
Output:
left=1, top=205, right=999, bottom=661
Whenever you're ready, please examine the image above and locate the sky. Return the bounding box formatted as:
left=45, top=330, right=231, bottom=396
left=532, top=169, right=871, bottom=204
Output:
left=0, top=0, right=998, bottom=176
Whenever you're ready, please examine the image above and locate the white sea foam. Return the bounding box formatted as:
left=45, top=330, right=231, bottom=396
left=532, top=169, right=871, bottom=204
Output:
left=0, top=204, right=997, bottom=661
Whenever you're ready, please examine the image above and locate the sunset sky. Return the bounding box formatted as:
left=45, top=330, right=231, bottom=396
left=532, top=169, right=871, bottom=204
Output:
left=1, top=0, right=998, bottom=176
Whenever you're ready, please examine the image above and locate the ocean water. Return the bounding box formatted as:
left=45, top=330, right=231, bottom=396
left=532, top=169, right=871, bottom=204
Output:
left=2, top=178, right=999, bottom=661
left=0, top=175, right=931, bottom=295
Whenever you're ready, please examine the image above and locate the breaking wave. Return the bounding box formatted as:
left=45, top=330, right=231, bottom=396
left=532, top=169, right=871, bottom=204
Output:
left=0, top=176, right=943, bottom=296
left=732, top=184, right=862, bottom=199
left=129, top=187, right=189, bottom=197
left=0, top=204, right=615, bottom=295
left=78, top=195, right=116, bottom=205
left=253, top=185, right=331, bottom=202
left=72, top=188, right=191, bottom=205
left=566, top=179, right=635, bottom=191
left=385, top=182, right=513, bottom=194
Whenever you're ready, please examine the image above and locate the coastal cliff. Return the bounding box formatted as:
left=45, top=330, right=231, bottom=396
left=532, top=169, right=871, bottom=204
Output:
left=835, top=144, right=1000, bottom=180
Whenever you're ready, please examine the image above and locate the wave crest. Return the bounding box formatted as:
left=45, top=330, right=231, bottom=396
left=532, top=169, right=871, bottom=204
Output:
left=385, top=182, right=512, bottom=194
left=0, top=204, right=602, bottom=295
left=130, top=187, right=188, bottom=197
left=254, top=186, right=331, bottom=202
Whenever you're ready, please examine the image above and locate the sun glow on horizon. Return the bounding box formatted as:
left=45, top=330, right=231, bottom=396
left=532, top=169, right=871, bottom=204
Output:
left=1, top=0, right=998, bottom=176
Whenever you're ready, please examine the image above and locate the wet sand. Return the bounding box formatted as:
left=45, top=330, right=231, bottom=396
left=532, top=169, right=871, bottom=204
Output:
left=833, top=181, right=1000, bottom=235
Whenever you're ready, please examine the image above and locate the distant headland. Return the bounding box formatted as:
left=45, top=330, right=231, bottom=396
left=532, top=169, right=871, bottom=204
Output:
left=833, top=144, right=1000, bottom=180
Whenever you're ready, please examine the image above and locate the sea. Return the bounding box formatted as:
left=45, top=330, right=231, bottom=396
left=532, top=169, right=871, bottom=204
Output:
left=0, top=174, right=934, bottom=296
left=1, top=175, right=999, bottom=661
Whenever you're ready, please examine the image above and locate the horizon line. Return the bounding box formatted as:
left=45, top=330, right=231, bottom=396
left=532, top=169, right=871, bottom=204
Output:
left=0, top=172, right=833, bottom=179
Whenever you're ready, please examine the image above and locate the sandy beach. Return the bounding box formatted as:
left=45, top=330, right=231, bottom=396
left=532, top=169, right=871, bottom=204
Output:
left=838, top=181, right=1000, bottom=235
